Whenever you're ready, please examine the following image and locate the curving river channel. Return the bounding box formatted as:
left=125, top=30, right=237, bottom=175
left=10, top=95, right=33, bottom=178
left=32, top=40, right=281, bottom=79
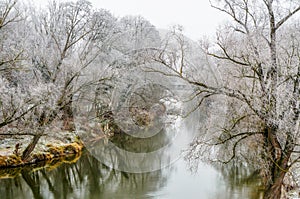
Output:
left=0, top=127, right=263, bottom=199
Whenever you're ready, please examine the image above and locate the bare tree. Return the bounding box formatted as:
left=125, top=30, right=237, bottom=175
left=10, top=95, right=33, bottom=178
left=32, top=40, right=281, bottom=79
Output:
left=145, top=1, right=300, bottom=198
left=30, top=1, right=116, bottom=122
left=0, top=0, right=39, bottom=131
left=0, top=0, right=163, bottom=162
left=3, top=0, right=119, bottom=161
left=0, top=0, right=23, bottom=70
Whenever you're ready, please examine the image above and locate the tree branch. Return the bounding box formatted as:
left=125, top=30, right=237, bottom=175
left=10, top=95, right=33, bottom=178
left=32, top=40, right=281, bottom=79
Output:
left=276, top=5, right=300, bottom=30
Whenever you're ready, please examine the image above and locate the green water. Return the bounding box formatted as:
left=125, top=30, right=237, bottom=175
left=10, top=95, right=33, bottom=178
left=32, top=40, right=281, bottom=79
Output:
left=0, top=136, right=263, bottom=199
left=0, top=105, right=263, bottom=199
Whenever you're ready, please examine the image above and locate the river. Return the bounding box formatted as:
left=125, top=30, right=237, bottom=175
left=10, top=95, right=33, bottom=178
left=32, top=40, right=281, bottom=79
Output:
left=0, top=149, right=263, bottom=199
left=0, top=90, right=264, bottom=198
left=0, top=131, right=263, bottom=199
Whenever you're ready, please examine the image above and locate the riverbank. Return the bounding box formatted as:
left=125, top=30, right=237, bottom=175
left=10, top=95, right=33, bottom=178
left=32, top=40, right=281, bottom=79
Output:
left=0, top=151, right=82, bottom=179
left=0, top=132, right=83, bottom=168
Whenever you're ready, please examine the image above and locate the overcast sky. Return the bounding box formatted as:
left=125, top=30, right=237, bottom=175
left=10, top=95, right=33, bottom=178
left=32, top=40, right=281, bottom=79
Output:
left=33, top=0, right=227, bottom=40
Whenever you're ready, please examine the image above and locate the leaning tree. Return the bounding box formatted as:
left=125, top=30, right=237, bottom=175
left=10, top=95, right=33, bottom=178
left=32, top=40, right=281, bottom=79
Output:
left=145, top=0, right=300, bottom=198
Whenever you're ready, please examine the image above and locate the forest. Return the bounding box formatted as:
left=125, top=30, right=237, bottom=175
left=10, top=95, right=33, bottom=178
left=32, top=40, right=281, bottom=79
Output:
left=0, top=0, right=300, bottom=199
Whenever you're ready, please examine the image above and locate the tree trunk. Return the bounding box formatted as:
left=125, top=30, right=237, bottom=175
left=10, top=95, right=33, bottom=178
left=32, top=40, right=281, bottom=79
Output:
left=263, top=171, right=285, bottom=199
left=262, top=126, right=293, bottom=199
left=22, top=133, right=42, bottom=161
left=62, top=94, right=75, bottom=131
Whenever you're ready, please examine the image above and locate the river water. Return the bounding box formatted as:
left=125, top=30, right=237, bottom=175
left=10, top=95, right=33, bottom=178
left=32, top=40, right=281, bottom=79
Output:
left=0, top=149, right=263, bottom=199
left=0, top=125, right=263, bottom=199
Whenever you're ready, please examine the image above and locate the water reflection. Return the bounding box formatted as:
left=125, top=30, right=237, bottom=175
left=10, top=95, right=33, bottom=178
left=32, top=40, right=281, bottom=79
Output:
left=0, top=150, right=171, bottom=199
left=212, top=163, right=264, bottom=199
left=0, top=150, right=263, bottom=199
left=0, top=123, right=263, bottom=199
left=87, top=126, right=181, bottom=173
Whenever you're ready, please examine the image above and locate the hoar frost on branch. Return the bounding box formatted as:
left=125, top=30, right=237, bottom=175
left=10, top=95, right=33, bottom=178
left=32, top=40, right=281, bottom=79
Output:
left=141, top=0, right=300, bottom=198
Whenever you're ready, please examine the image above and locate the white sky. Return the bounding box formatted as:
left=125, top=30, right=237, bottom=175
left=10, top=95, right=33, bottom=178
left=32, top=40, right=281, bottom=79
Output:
left=32, top=0, right=227, bottom=40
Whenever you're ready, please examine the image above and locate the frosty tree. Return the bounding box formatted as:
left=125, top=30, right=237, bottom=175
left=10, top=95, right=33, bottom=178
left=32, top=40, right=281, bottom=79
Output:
left=0, top=0, right=120, bottom=160
left=146, top=0, right=300, bottom=198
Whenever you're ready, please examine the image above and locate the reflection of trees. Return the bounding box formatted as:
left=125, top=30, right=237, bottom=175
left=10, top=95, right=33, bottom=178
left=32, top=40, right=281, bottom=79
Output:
left=109, top=129, right=170, bottom=153
left=0, top=132, right=264, bottom=199
left=87, top=123, right=178, bottom=173
left=0, top=150, right=170, bottom=199
left=21, top=171, right=43, bottom=199
left=212, top=163, right=264, bottom=199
